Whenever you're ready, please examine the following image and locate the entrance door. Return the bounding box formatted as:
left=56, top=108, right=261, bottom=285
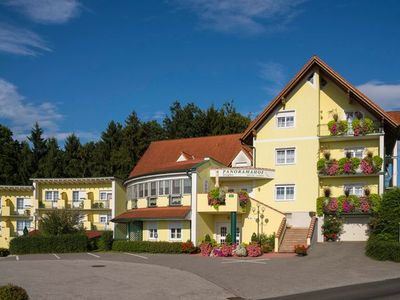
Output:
left=216, top=223, right=241, bottom=244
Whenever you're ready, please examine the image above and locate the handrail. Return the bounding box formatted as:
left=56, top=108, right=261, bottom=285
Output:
left=249, top=197, right=286, bottom=216
left=275, top=217, right=287, bottom=252
left=306, top=216, right=317, bottom=247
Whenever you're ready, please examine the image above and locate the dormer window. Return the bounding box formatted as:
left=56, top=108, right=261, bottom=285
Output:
left=177, top=151, right=194, bottom=162
left=276, top=111, right=295, bottom=128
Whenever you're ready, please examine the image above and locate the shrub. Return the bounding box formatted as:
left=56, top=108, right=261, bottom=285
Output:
left=98, top=231, right=114, bottom=251
left=233, top=244, right=247, bottom=257
left=316, top=197, right=327, bottom=216
left=294, top=244, right=308, bottom=256
left=0, top=248, right=10, bottom=257
left=251, top=232, right=258, bottom=243
left=369, top=194, right=381, bottom=213
left=366, top=234, right=400, bottom=262
left=181, top=241, right=197, bottom=254
left=247, top=243, right=262, bottom=257
left=259, top=233, right=275, bottom=248
left=322, top=216, right=343, bottom=241
left=374, top=188, right=400, bottom=239
left=220, top=244, right=233, bottom=257
left=112, top=240, right=183, bottom=253
left=0, top=284, right=29, bottom=300
left=39, top=210, right=83, bottom=236
left=9, top=234, right=88, bottom=254
left=204, top=234, right=211, bottom=243
left=261, top=244, right=273, bottom=253
left=225, top=233, right=232, bottom=245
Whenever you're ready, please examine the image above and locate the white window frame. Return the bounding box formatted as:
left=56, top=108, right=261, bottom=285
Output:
left=72, top=191, right=80, bottom=202
left=99, top=214, right=109, bottom=224
left=275, top=147, right=296, bottom=165
left=276, top=110, right=295, bottom=129
left=148, top=223, right=158, bottom=241
left=100, top=191, right=112, bottom=201
left=16, top=198, right=24, bottom=210
left=183, top=178, right=191, bottom=194
left=44, top=191, right=59, bottom=201
left=17, top=220, right=31, bottom=232
left=275, top=184, right=296, bottom=201
left=172, top=179, right=182, bottom=195
left=344, top=147, right=365, bottom=159
left=169, top=223, right=182, bottom=241
left=344, top=184, right=365, bottom=197
left=149, top=181, right=157, bottom=197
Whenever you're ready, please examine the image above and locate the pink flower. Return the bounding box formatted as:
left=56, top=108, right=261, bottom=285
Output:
left=342, top=200, right=353, bottom=213
left=221, top=244, right=233, bottom=257
left=327, top=198, right=339, bottom=212
left=361, top=159, right=374, bottom=174
left=360, top=200, right=370, bottom=213
left=327, top=161, right=339, bottom=176
left=330, top=123, right=338, bottom=135
left=343, top=161, right=353, bottom=174
left=200, top=243, right=212, bottom=256
left=246, top=244, right=262, bottom=257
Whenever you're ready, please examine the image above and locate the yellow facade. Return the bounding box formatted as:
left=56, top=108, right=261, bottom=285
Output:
left=0, top=187, right=34, bottom=248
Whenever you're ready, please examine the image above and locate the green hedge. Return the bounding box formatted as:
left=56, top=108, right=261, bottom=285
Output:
left=10, top=234, right=88, bottom=255
left=0, top=284, right=29, bottom=300
left=112, top=240, right=183, bottom=253
left=366, top=235, right=400, bottom=262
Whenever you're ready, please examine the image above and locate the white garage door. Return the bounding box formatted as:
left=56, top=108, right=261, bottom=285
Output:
left=341, top=216, right=369, bottom=241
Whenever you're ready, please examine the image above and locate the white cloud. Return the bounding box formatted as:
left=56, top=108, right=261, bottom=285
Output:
left=258, top=61, right=286, bottom=95
left=3, top=0, right=81, bottom=24
left=0, top=78, right=96, bottom=142
left=152, top=111, right=166, bottom=120
left=172, top=0, right=307, bottom=35
left=0, top=24, right=51, bottom=56
left=357, top=81, right=400, bottom=110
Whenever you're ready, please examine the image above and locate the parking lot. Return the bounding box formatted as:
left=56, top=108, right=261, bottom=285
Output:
left=1, top=243, right=400, bottom=299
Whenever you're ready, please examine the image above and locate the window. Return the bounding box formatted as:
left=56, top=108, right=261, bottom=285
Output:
left=344, top=184, right=364, bottom=197
left=150, top=182, right=157, bottom=197
left=183, top=179, right=191, bottom=194
left=275, top=185, right=295, bottom=201
left=44, top=191, right=59, bottom=201
left=138, top=184, right=144, bottom=198
left=17, top=220, right=31, bottom=232
left=144, top=183, right=149, bottom=197
left=172, top=179, right=181, bottom=195
left=72, top=191, right=80, bottom=202
left=131, top=185, right=137, bottom=200
left=276, top=111, right=295, bottom=128
left=203, top=180, right=209, bottom=193
left=276, top=148, right=295, bottom=165
left=148, top=223, right=158, bottom=240
left=16, top=198, right=24, bottom=210
left=99, top=215, right=108, bottom=223
left=100, top=191, right=112, bottom=201
left=164, top=180, right=170, bottom=195
left=345, top=148, right=364, bottom=159
left=148, top=197, right=157, bottom=207
left=169, top=223, right=182, bottom=241
left=169, top=195, right=181, bottom=206
left=158, top=181, right=165, bottom=195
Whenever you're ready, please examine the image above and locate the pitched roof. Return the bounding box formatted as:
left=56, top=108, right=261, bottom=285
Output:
left=242, top=56, right=399, bottom=142
left=386, top=111, right=400, bottom=125
left=128, top=134, right=251, bottom=178
left=111, top=206, right=191, bottom=222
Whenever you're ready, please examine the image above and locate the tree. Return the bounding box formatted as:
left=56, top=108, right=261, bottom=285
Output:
left=28, top=122, right=47, bottom=177
left=39, top=210, right=83, bottom=236
left=39, top=138, right=64, bottom=178
left=63, top=134, right=83, bottom=177
left=17, top=141, right=33, bottom=185
left=0, top=125, right=20, bottom=184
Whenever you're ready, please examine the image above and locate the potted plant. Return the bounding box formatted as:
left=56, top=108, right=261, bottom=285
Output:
left=328, top=113, right=348, bottom=135
left=352, top=117, right=375, bottom=136
left=322, top=216, right=343, bottom=241
left=294, top=244, right=308, bottom=256
left=361, top=151, right=383, bottom=174
left=338, top=151, right=360, bottom=175
left=208, top=188, right=226, bottom=210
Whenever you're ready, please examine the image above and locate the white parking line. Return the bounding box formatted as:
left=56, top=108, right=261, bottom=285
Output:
left=52, top=253, right=60, bottom=260
left=16, top=256, right=19, bottom=261
left=221, top=258, right=270, bottom=264
left=123, top=252, right=148, bottom=260
left=87, top=253, right=100, bottom=258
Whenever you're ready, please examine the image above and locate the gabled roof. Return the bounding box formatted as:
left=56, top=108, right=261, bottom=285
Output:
left=386, top=111, right=400, bottom=125
left=111, top=206, right=191, bottom=222
left=0, top=185, right=33, bottom=192
left=129, top=134, right=251, bottom=179
left=242, top=56, right=399, bottom=142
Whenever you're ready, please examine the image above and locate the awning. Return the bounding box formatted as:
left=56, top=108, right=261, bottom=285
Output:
left=111, top=206, right=191, bottom=223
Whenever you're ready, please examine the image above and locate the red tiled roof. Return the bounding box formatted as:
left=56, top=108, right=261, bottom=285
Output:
left=111, top=206, right=191, bottom=222
left=129, top=134, right=251, bottom=178
left=386, top=111, right=400, bottom=125
left=86, top=230, right=103, bottom=239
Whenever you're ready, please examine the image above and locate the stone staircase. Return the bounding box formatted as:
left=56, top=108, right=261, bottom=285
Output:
left=279, top=227, right=308, bottom=253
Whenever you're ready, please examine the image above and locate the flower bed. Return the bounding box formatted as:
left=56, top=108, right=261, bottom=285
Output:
left=199, top=242, right=262, bottom=258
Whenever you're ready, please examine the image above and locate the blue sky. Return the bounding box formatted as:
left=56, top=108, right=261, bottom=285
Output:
left=1, top=0, right=400, bottom=142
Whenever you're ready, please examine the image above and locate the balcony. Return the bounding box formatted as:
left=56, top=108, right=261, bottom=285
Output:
left=1, top=206, right=32, bottom=217
left=318, top=119, right=383, bottom=141
left=197, top=193, right=245, bottom=213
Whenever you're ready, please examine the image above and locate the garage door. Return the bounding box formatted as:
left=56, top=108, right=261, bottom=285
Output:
left=341, top=216, right=369, bottom=241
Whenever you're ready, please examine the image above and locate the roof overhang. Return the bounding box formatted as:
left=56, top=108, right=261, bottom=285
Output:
left=111, top=206, right=191, bottom=223
left=30, top=177, right=116, bottom=184
left=0, top=185, right=33, bottom=192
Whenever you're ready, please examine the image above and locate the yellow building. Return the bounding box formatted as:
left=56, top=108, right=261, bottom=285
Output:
left=0, top=185, right=34, bottom=248
left=114, top=56, right=399, bottom=251
left=0, top=177, right=126, bottom=248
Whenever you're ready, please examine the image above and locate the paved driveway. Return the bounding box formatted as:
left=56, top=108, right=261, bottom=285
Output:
left=1, top=242, right=399, bottom=299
